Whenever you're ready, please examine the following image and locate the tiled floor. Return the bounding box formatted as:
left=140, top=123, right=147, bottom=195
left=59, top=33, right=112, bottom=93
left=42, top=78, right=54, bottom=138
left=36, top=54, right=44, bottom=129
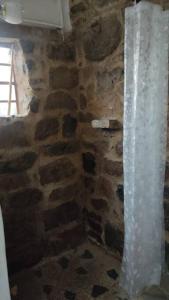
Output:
left=10, top=241, right=169, bottom=300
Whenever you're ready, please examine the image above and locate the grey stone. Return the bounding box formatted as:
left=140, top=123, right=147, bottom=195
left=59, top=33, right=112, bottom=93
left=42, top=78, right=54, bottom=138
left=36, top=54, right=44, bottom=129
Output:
left=91, top=285, right=108, bottom=298
left=0, top=121, right=30, bottom=148
left=45, top=91, right=77, bottom=111
left=8, top=188, right=43, bottom=209
left=50, top=67, right=79, bottom=89
left=0, top=152, right=37, bottom=174
left=83, top=15, right=121, bottom=61
left=82, top=152, right=96, bottom=175
left=20, top=40, right=35, bottom=53
left=29, top=97, right=39, bottom=113
left=43, top=201, right=80, bottom=230
left=49, top=183, right=78, bottom=202
left=63, top=115, right=77, bottom=138
left=47, top=41, right=76, bottom=61
left=58, top=256, right=69, bottom=269
left=35, top=118, right=59, bottom=140
left=41, top=141, right=79, bottom=156
left=104, top=223, right=124, bottom=255
left=39, top=158, right=76, bottom=185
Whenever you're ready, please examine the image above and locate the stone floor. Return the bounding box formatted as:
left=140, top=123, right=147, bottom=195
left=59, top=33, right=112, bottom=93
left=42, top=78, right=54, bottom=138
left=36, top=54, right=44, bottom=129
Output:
left=10, top=241, right=169, bottom=300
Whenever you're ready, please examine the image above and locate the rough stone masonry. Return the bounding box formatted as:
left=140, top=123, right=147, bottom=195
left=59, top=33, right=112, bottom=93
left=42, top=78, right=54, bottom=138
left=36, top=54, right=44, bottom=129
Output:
left=1, top=0, right=169, bottom=275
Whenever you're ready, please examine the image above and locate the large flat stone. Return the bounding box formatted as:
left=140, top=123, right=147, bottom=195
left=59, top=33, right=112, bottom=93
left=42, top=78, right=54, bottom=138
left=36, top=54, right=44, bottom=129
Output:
left=82, top=152, right=96, bottom=175
left=0, top=173, right=29, bottom=191
left=83, top=14, right=121, bottom=61
left=41, top=141, right=79, bottom=156
left=50, top=67, right=79, bottom=89
left=44, top=201, right=80, bottom=230
left=62, top=115, right=77, bottom=138
left=0, top=152, right=37, bottom=174
left=35, top=118, right=59, bottom=140
left=0, top=121, right=30, bottom=148
left=8, top=188, right=43, bottom=209
left=49, top=183, right=79, bottom=202
left=39, top=158, right=76, bottom=185
left=45, top=91, right=77, bottom=111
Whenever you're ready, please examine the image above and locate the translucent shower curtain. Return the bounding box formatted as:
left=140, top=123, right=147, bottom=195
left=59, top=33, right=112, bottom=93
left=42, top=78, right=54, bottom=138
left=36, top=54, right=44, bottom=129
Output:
left=0, top=207, right=11, bottom=300
left=120, top=1, right=169, bottom=298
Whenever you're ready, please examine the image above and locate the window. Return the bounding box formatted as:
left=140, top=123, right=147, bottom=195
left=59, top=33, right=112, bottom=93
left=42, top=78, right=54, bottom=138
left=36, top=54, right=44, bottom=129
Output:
left=0, top=43, right=19, bottom=117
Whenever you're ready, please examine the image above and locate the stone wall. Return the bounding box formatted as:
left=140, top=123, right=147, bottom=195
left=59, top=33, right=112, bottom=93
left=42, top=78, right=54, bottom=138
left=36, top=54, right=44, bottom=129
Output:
left=0, top=23, right=85, bottom=274
left=70, top=0, right=169, bottom=262
left=1, top=0, right=169, bottom=275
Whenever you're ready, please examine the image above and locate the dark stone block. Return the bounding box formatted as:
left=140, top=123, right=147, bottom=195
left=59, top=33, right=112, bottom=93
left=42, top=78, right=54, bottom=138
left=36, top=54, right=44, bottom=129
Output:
left=88, top=230, right=103, bottom=244
left=97, top=68, right=123, bottom=93
left=88, top=218, right=102, bottom=235
left=83, top=15, right=121, bottom=61
left=49, top=183, right=78, bottom=203
left=5, top=210, right=44, bottom=274
left=63, top=115, right=77, bottom=138
left=78, top=112, right=94, bottom=123
left=81, top=249, right=94, bottom=259
left=79, top=94, right=87, bottom=110
left=164, top=202, right=169, bottom=231
left=43, top=201, right=80, bottom=230
left=35, top=118, right=59, bottom=140
left=0, top=173, right=29, bottom=191
left=45, top=91, right=77, bottom=111
left=8, top=188, right=43, bottom=209
left=116, top=184, right=124, bottom=202
left=82, top=152, right=96, bottom=174
left=0, top=121, right=30, bottom=148
left=29, top=97, right=39, bottom=113
left=39, top=158, right=76, bottom=185
left=116, top=140, right=123, bottom=156
left=58, top=224, right=86, bottom=249
left=76, top=267, right=88, bottom=275
left=91, top=198, right=108, bottom=211
left=41, top=141, right=79, bottom=156
left=107, top=269, right=118, bottom=280
left=20, top=40, right=35, bottom=53
left=44, top=225, right=85, bottom=257
left=103, top=159, right=123, bottom=177
left=104, top=223, right=124, bottom=255
left=47, top=42, right=76, bottom=61
left=102, top=120, right=122, bottom=131
left=49, top=67, right=79, bottom=89
left=58, top=256, right=69, bottom=269
left=0, top=152, right=37, bottom=174
left=86, top=210, right=102, bottom=223
left=165, top=162, right=169, bottom=181
left=164, top=186, right=169, bottom=199
left=71, top=2, right=87, bottom=14
left=91, top=285, right=108, bottom=298
left=94, top=0, right=113, bottom=7
left=97, top=176, right=114, bottom=200
left=165, top=242, right=169, bottom=270
left=43, top=285, right=53, bottom=295
left=26, top=59, right=35, bottom=71
left=34, top=269, right=42, bottom=278
left=84, top=176, right=96, bottom=193
left=64, top=290, right=76, bottom=300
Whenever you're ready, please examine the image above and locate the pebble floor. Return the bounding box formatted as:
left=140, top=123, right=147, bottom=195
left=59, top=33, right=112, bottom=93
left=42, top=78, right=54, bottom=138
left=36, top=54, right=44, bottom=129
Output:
left=10, top=241, right=169, bottom=300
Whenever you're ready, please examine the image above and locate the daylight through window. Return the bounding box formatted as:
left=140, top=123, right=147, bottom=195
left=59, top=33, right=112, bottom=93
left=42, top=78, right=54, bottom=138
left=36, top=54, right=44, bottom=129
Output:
left=0, top=44, right=19, bottom=117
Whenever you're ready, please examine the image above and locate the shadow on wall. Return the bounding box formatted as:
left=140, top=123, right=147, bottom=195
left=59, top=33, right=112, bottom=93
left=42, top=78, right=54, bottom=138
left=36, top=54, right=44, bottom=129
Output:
left=0, top=22, right=84, bottom=275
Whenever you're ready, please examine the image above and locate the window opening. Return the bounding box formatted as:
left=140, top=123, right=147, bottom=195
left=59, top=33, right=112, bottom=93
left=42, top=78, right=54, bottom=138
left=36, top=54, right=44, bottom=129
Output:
left=0, top=43, right=19, bottom=116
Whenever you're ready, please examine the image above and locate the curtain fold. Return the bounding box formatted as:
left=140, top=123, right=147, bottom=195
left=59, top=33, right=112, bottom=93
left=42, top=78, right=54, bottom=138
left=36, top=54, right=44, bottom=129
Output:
left=0, top=207, right=11, bottom=300
left=120, top=1, right=169, bottom=298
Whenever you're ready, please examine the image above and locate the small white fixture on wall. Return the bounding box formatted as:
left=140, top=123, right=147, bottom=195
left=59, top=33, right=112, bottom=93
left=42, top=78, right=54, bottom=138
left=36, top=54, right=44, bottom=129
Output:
left=0, top=0, right=72, bottom=31
left=0, top=0, right=23, bottom=24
